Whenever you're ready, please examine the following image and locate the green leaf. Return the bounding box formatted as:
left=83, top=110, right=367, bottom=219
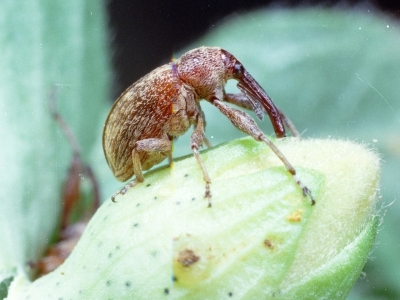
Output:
left=6, top=137, right=380, bottom=299
left=0, top=0, right=110, bottom=290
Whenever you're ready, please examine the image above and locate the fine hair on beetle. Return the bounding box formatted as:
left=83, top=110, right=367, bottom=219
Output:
left=103, top=46, right=315, bottom=207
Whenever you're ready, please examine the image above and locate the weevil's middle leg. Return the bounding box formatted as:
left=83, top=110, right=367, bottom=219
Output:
left=111, top=138, right=172, bottom=202
left=191, top=115, right=212, bottom=207
left=213, top=99, right=315, bottom=205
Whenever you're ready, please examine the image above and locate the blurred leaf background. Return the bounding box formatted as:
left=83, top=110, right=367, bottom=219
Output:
left=0, top=1, right=399, bottom=299
left=0, top=0, right=111, bottom=297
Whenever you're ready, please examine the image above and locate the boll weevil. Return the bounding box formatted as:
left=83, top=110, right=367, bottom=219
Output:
left=103, top=46, right=314, bottom=206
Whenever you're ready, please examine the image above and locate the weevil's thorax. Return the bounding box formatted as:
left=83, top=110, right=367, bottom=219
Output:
left=176, top=47, right=227, bottom=100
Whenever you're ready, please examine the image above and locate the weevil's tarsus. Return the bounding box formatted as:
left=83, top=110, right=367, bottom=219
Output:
left=111, top=180, right=138, bottom=202
left=293, top=175, right=315, bottom=205
left=261, top=136, right=315, bottom=205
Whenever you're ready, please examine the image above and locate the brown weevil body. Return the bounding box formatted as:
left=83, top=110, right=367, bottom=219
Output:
left=103, top=46, right=314, bottom=206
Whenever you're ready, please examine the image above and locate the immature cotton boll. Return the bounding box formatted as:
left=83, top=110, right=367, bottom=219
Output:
left=7, top=137, right=380, bottom=300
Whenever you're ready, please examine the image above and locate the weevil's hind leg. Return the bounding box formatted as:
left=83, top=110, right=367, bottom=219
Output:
left=111, top=138, right=172, bottom=202
left=212, top=99, right=315, bottom=205
left=191, top=115, right=212, bottom=207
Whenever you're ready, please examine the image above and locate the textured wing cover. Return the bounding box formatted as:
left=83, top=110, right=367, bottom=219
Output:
left=103, top=64, right=177, bottom=181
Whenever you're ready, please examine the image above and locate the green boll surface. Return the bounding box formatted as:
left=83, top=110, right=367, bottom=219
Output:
left=7, top=137, right=380, bottom=299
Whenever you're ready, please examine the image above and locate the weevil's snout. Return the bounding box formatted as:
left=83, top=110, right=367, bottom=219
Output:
left=221, top=49, right=286, bottom=138
left=240, top=71, right=286, bottom=138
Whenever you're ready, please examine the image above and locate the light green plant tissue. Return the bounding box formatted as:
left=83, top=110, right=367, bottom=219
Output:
left=7, top=137, right=380, bottom=299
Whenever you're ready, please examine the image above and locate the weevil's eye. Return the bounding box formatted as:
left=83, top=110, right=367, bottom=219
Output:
left=233, top=62, right=244, bottom=78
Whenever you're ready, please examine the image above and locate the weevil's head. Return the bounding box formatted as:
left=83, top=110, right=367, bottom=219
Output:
left=176, top=47, right=285, bottom=137
left=176, top=47, right=228, bottom=101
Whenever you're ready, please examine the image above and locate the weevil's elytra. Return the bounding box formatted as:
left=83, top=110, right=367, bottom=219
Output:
left=103, top=46, right=315, bottom=205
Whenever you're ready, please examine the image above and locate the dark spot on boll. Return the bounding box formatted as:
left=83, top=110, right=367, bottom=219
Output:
left=177, top=249, right=200, bottom=267
left=264, top=239, right=274, bottom=250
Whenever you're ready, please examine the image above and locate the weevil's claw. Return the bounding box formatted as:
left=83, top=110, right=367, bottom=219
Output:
left=111, top=194, right=118, bottom=203
left=303, top=186, right=316, bottom=206
left=293, top=175, right=315, bottom=206
left=204, top=183, right=212, bottom=208
left=111, top=181, right=138, bottom=203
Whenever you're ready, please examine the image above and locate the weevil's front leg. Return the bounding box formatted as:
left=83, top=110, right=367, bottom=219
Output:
left=225, top=93, right=300, bottom=138
left=190, top=115, right=212, bottom=207
left=111, top=138, right=172, bottom=202
left=225, top=93, right=254, bottom=110
left=212, top=99, right=315, bottom=205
